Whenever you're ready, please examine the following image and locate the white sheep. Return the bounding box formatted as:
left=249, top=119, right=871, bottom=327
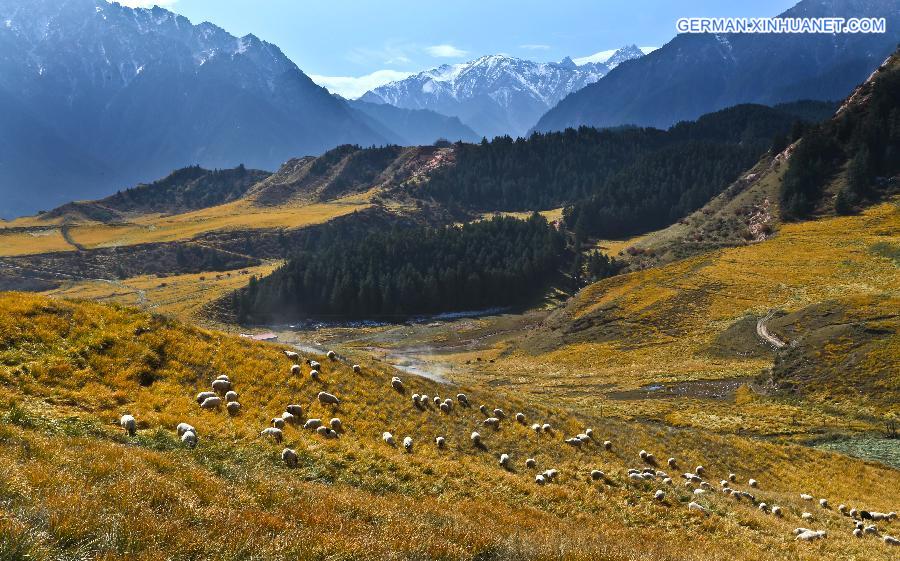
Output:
left=330, top=418, right=342, bottom=431
left=225, top=390, right=239, bottom=403
left=260, top=427, right=283, bottom=442
left=772, top=505, right=782, bottom=517
left=884, top=535, right=899, bottom=546
left=200, top=396, right=221, bottom=409
left=565, top=437, right=583, bottom=447
left=310, top=369, right=320, bottom=380
left=196, top=391, right=216, bottom=404
left=284, top=351, right=300, bottom=360
left=585, top=428, right=593, bottom=439
left=282, top=448, right=298, bottom=467
left=211, top=379, right=231, bottom=394
left=317, top=426, right=337, bottom=439
left=850, top=508, right=859, bottom=518
left=591, top=470, right=604, bottom=481
left=216, top=374, right=230, bottom=382
left=391, top=377, right=404, bottom=392
left=800, top=493, right=813, bottom=501
left=327, top=350, right=336, bottom=360
left=695, top=466, right=705, bottom=476
left=515, top=412, right=526, bottom=424
left=801, top=512, right=813, bottom=520
left=303, top=418, right=323, bottom=430
left=456, top=393, right=469, bottom=406
left=403, top=436, right=413, bottom=452
left=433, top=396, right=441, bottom=405
left=499, top=453, right=510, bottom=467
left=479, top=405, right=489, bottom=415
left=310, top=360, right=321, bottom=370
left=483, top=417, right=501, bottom=429
left=577, top=433, right=590, bottom=443
left=694, top=489, right=706, bottom=495
left=864, top=525, right=878, bottom=534
left=526, top=458, right=537, bottom=469
left=819, top=498, right=829, bottom=509
left=663, top=477, right=673, bottom=485
left=176, top=423, right=195, bottom=437
left=688, top=502, right=709, bottom=515
left=728, top=473, right=737, bottom=482
left=759, top=503, right=768, bottom=512
left=795, top=530, right=826, bottom=541
left=120, top=414, right=136, bottom=436
left=420, top=394, right=430, bottom=406
left=181, top=430, right=198, bottom=448
left=352, top=364, right=361, bottom=373
left=281, top=412, right=297, bottom=425
left=603, top=440, right=612, bottom=450
left=435, top=436, right=446, bottom=449
left=493, top=409, right=506, bottom=420
left=286, top=404, right=303, bottom=418
left=542, top=424, right=553, bottom=433
left=535, top=474, right=546, bottom=485
left=317, top=392, right=340, bottom=406
left=272, top=417, right=286, bottom=429
left=544, top=469, right=558, bottom=480
left=531, top=423, right=542, bottom=433
left=226, top=401, right=241, bottom=415
left=471, top=431, right=482, bottom=445
left=383, top=432, right=396, bottom=446
left=290, top=364, right=301, bottom=375
left=667, top=457, right=677, bottom=468
left=748, top=479, right=758, bottom=488
left=654, top=490, right=665, bottom=501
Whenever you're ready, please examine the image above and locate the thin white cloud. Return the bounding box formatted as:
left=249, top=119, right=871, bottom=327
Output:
left=573, top=46, right=657, bottom=66
left=112, top=0, right=179, bottom=7
left=310, top=69, right=414, bottom=99
left=520, top=44, right=551, bottom=50
left=425, top=44, right=468, bottom=58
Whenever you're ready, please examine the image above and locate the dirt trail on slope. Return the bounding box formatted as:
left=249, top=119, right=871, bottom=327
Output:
left=757, top=310, right=787, bottom=349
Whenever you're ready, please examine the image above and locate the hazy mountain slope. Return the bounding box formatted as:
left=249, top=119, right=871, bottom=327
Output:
left=0, top=0, right=387, bottom=218
left=533, top=0, right=900, bottom=132
left=361, top=46, right=644, bottom=138
left=346, top=98, right=481, bottom=145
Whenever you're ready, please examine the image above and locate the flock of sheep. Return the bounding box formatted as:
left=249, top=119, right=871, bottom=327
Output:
left=118, top=346, right=898, bottom=549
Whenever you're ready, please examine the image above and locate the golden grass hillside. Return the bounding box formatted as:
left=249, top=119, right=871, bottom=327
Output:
left=1, top=293, right=899, bottom=560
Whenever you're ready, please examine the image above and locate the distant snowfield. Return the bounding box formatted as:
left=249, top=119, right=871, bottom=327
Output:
left=573, top=45, right=658, bottom=65
left=311, top=69, right=415, bottom=99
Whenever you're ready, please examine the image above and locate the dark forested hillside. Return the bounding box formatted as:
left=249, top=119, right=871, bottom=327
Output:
left=232, top=214, right=566, bottom=321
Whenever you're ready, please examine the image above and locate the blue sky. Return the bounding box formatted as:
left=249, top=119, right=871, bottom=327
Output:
left=117, top=0, right=799, bottom=97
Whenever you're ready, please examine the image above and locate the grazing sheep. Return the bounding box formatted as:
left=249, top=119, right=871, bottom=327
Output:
left=542, top=423, right=553, bottom=433
left=585, top=428, right=594, bottom=439
left=309, top=370, right=320, bottom=381
left=663, top=477, right=673, bottom=485
left=694, top=489, right=706, bottom=495
left=688, top=502, right=709, bottom=515
left=456, top=393, right=469, bottom=407
left=216, top=375, right=230, bottom=382
left=282, top=448, right=298, bottom=467
left=272, top=417, right=286, bottom=429
left=261, top=427, right=283, bottom=442
left=435, top=436, right=446, bottom=449
left=700, top=481, right=711, bottom=490
left=603, top=440, right=612, bottom=451
left=759, top=503, right=768, bottom=512
left=870, top=512, right=894, bottom=521
left=515, top=412, right=526, bottom=424
left=837, top=504, right=848, bottom=515
left=286, top=404, right=303, bottom=418
left=211, top=379, right=231, bottom=394
left=200, top=396, right=221, bottom=409
left=792, top=528, right=812, bottom=535
left=577, top=433, right=591, bottom=443
left=479, top=405, right=489, bottom=415
left=403, top=436, right=413, bottom=452
left=391, top=377, right=404, bottom=392
left=884, top=535, right=899, bottom=546
left=291, top=364, right=301, bottom=375
left=856, top=521, right=864, bottom=530
left=493, top=409, right=506, bottom=420
left=535, top=474, right=546, bottom=485
left=310, top=360, right=321, bottom=371
left=483, top=417, right=501, bottom=429
left=383, top=432, right=396, bottom=446
left=443, top=398, right=453, bottom=409
left=352, top=364, right=361, bottom=374
left=544, top=469, right=559, bottom=481
left=471, top=432, right=482, bottom=445
left=695, top=466, right=705, bottom=476
left=330, top=418, right=342, bottom=431
left=683, top=473, right=702, bottom=483
left=801, top=512, right=813, bottom=520
left=280, top=411, right=296, bottom=425
left=654, top=490, right=665, bottom=501
left=439, top=402, right=451, bottom=413
left=720, top=480, right=729, bottom=487
left=819, top=499, right=829, bottom=509
left=225, top=391, right=239, bottom=403
left=181, top=431, right=198, bottom=448
left=800, top=494, right=813, bottom=501
left=327, top=350, right=336, bottom=360
left=526, top=458, right=537, bottom=469
left=420, top=395, right=430, bottom=406
left=317, top=392, right=340, bottom=406
left=196, top=391, right=216, bottom=404
left=728, top=473, right=737, bottom=482
left=667, top=458, right=677, bottom=468
left=591, top=470, right=604, bottom=481
left=284, top=351, right=300, bottom=360
left=176, top=423, right=195, bottom=437
left=531, top=423, right=542, bottom=433
left=795, top=530, right=826, bottom=542
left=748, top=478, right=758, bottom=488
left=120, top=414, right=136, bottom=436
left=772, top=505, right=782, bottom=517
left=864, top=524, right=878, bottom=534
left=628, top=473, right=645, bottom=482
left=317, top=426, right=338, bottom=439
left=850, top=508, right=859, bottom=518
left=565, top=438, right=583, bottom=447
left=226, top=401, right=241, bottom=415
left=853, top=528, right=863, bottom=538
left=303, top=418, right=323, bottom=430
left=499, top=453, right=510, bottom=468
left=433, top=396, right=441, bottom=405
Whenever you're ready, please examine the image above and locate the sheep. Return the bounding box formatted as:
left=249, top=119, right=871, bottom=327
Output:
left=284, top=351, right=300, bottom=360
left=800, top=493, right=813, bottom=501
left=317, top=426, right=337, bottom=439
left=694, top=489, right=706, bottom=495
left=663, top=477, right=673, bottom=485
left=628, top=473, right=645, bottom=482
left=819, top=498, right=829, bottom=509
left=493, top=409, right=506, bottom=420
left=260, top=427, right=283, bottom=442
left=695, top=466, right=705, bottom=476
left=420, top=395, right=430, bottom=406
left=200, top=396, right=221, bottom=409
left=772, top=505, right=782, bottom=516
left=801, top=512, right=813, bottom=520
left=181, top=430, right=198, bottom=448
left=471, top=431, right=482, bottom=445
left=591, top=470, right=604, bottom=481
left=226, top=401, right=241, bottom=415
left=683, top=473, right=702, bottom=483
left=526, top=458, right=537, bottom=469
left=286, top=404, right=303, bottom=418
left=225, top=390, right=239, bottom=403
left=515, top=412, right=526, bottom=424
left=272, top=417, right=286, bottom=429
left=120, top=414, right=136, bottom=436
left=740, top=491, right=755, bottom=502
left=456, top=393, right=469, bottom=407
left=603, top=440, right=612, bottom=450
left=565, top=437, right=583, bottom=447
left=326, top=350, right=336, bottom=360
left=884, top=535, right=900, bottom=546
left=310, top=360, right=321, bottom=370
left=667, top=457, right=677, bottom=469
left=290, top=364, right=301, bottom=375
left=310, top=369, right=320, bottom=381
left=196, top=391, right=216, bottom=404
left=535, top=474, right=546, bottom=485
left=795, top=530, right=826, bottom=541
left=531, top=423, right=542, bottom=433
left=383, top=432, right=396, bottom=446
left=688, top=502, right=709, bottom=515
left=403, top=436, right=413, bottom=452
left=330, top=418, right=342, bottom=432
left=433, top=396, right=442, bottom=405
left=748, top=478, right=758, bottom=488
left=864, top=525, right=878, bottom=534
left=479, top=405, right=489, bottom=415
left=435, top=436, right=446, bottom=449
left=850, top=508, right=859, bottom=518
left=216, top=374, right=230, bottom=382
left=439, top=402, right=451, bottom=414
left=792, top=528, right=812, bottom=535
left=585, top=428, right=593, bottom=439
left=856, top=521, right=864, bottom=530
left=499, top=453, right=510, bottom=468
left=654, top=490, right=665, bottom=501
left=303, top=418, right=323, bottom=430
left=211, top=379, right=231, bottom=394
left=282, top=448, right=298, bottom=467
left=759, top=503, right=768, bottom=512
left=870, top=511, right=895, bottom=521
left=352, top=364, right=361, bottom=373
left=176, top=423, right=195, bottom=437
left=720, top=480, right=729, bottom=488
left=544, top=469, right=558, bottom=481
left=483, top=417, right=501, bottom=429
left=391, top=377, right=404, bottom=392
left=577, top=433, right=591, bottom=443
left=317, top=392, right=340, bottom=406
left=281, top=412, right=297, bottom=425
left=700, top=481, right=711, bottom=490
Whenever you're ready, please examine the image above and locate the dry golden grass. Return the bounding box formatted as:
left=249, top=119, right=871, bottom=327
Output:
left=0, top=227, right=73, bottom=256
left=0, top=293, right=898, bottom=560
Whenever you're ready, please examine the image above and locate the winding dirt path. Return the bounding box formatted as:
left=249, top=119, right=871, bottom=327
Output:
left=756, top=310, right=787, bottom=349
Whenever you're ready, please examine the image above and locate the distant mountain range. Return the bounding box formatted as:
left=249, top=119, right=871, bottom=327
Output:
left=360, top=46, right=647, bottom=138
left=0, top=0, right=472, bottom=218
left=533, top=0, right=900, bottom=132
